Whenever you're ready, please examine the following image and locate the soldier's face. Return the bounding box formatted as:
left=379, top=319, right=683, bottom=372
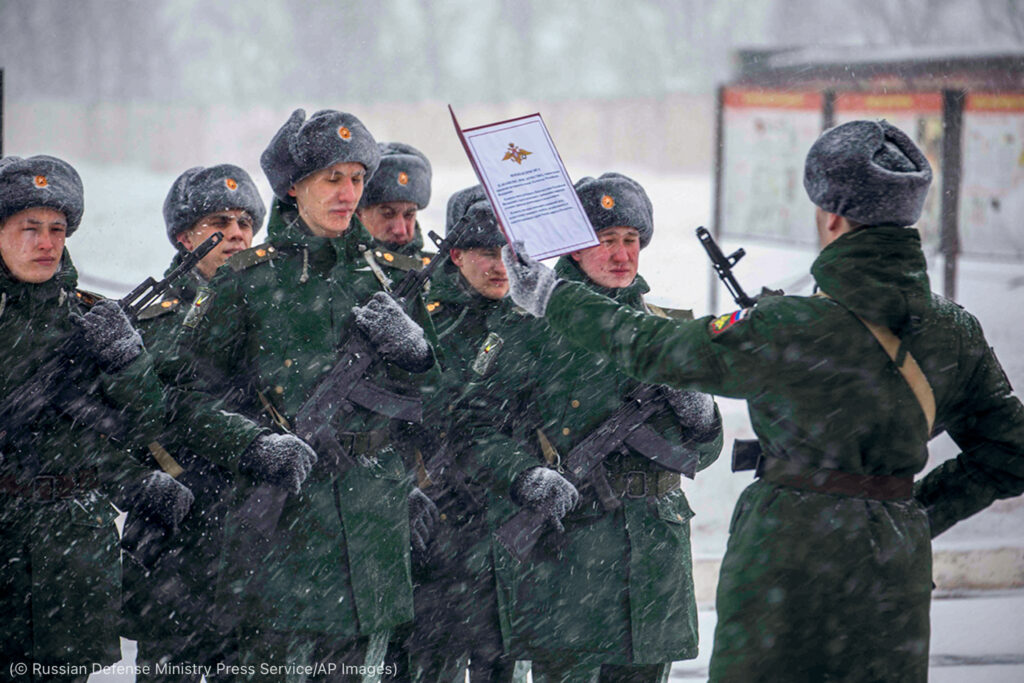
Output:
left=358, top=201, right=418, bottom=248
left=0, top=207, right=67, bottom=284
left=451, top=246, right=508, bottom=300
left=571, top=226, right=640, bottom=289
left=289, top=162, right=366, bottom=238
left=177, top=209, right=256, bottom=280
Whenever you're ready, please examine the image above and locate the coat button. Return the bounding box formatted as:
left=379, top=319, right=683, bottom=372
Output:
left=440, top=513, right=447, bottom=521
left=275, top=386, right=284, bottom=394
left=562, top=427, right=570, bottom=436
left=284, top=359, right=293, bottom=367
left=571, top=399, right=580, bottom=408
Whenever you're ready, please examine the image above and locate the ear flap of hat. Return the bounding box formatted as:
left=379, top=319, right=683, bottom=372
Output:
left=260, top=109, right=307, bottom=201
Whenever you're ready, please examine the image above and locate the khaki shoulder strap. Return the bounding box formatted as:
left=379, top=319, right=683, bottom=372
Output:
left=815, top=291, right=935, bottom=433
left=147, top=441, right=184, bottom=478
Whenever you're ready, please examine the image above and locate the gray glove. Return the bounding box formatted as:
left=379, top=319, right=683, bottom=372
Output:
left=70, top=299, right=144, bottom=374
left=352, top=292, right=434, bottom=373
left=408, top=487, right=440, bottom=555
left=131, top=471, right=194, bottom=531
left=510, top=466, right=579, bottom=533
left=501, top=243, right=561, bottom=317
left=239, top=433, right=318, bottom=494
left=663, top=388, right=719, bottom=441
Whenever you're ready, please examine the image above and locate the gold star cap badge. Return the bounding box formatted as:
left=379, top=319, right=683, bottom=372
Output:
left=337, top=126, right=352, bottom=141
left=34, top=175, right=48, bottom=188
left=398, top=172, right=409, bottom=186
left=225, top=178, right=238, bottom=191
left=601, top=194, right=615, bottom=209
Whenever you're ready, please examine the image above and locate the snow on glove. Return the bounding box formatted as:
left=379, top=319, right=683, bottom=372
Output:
left=510, top=466, right=580, bottom=533
left=501, top=243, right=561, bottom=318
left=239, top=433, right=318, bottom=494
left=131, top=470, right=194, bottom=531
left=408, top=487, right=440, bottom=555
left=662, top=388, right=719, bottom=441
left=352, top=291, right=434, bottom=373
left=69, top=299, right=144, bottom=374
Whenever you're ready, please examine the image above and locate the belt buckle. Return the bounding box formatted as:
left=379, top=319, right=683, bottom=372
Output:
left=33, top=475, right=58, bottom=502
left=624, top=471, right=648, bottom=499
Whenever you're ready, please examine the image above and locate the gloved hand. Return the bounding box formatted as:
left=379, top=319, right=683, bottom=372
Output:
left=239, top=433, right=318, bottom=494
left=70, top=299, right=144, bottom=374
left=352, top=292, right=434, bottom=373
left=408, top=487, right=440, bottom=555
left=501, top=243, right=562, bottom=317
left=510, top=466, right=579, bottom=533
left=130, top=470, right=194, bottom=531
left=662, top=388, right=719, bottom=440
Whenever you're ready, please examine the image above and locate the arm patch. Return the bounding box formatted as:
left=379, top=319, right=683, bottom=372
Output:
left=710, top=308, right=751, bottom=336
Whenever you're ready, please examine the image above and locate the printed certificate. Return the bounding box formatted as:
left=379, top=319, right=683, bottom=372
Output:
left=451, top=107, right=597, bottom=260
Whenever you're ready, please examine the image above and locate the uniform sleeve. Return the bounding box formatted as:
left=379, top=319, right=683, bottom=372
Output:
left=914, top=332, right=1024, bottom=537
left=545, top=280, right=780, bottom=399
left=161, top=273, right=265, bottom=471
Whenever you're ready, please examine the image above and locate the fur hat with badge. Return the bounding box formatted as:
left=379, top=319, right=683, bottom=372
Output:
left=163, top=164, right=266, bottom=247
left=261, top=108, right=380, bottom=201
left=804, top=119, right=932, bottom=227
left=446, top=185, right=506, bottom=250
left=358, top=142, right=432, bottom=210
left=574, top=172, right=654, bottom=248
left=0, top=155, right=84, bottom=235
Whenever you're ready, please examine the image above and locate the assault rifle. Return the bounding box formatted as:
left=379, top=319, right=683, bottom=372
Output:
left=0, top=232, right=224, bottom=452
left=233, top=222, right=468, bottom=544
left=495, top=382, right=700, bottom=561
left=696, top=226, right=756, bottom=308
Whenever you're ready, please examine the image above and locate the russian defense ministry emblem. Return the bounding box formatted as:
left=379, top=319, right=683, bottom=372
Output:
left=502, top=143, right=532, bottom=165
left=182, top=286, right=216, bottom=329
left=710, top=308, right=751, bottom=336
left=471, top=332, right=504, bottom=377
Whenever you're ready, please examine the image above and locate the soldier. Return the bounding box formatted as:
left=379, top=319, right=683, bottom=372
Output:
left=392, top=185, right=518, bottom=682
left=0, top=155, right=192, bottom=681
left=171, top=109, right=439, bottom=681
left=121, top=164, right=266, bottom=681
left=356, top=141, right=433, bottom=264
left=453, top=173, right=723, bottom=682
left=502, top=121, right=1024, bottom=682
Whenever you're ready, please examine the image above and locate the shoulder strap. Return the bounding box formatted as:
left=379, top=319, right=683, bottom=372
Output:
left=227, top=242, right=281, bottom=272
left=816, top=291, right=935, bottom=433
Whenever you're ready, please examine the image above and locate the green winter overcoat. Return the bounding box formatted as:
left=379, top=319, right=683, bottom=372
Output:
left=541, top=226, right=1024, bottom=682
left=172, top=201, right=437, bottom=638
left=453, top=257, right=723, bottom=666
left=121, top=256, right=243, bottom=641
left=0, top=251, right=164, bottom=668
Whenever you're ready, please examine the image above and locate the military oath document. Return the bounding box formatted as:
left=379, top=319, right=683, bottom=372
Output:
left=451, top=106, right=598, bottom=260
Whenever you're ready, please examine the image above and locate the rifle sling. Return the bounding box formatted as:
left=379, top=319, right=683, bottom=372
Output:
left=623, top=424, right=698, bottom=479
left=347, top=377, right=423, bottom=423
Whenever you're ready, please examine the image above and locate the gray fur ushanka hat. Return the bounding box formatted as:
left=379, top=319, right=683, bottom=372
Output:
left=446, top=185, right=506, bottom=249
left=358, top=142, right=432, bottom=210
left=163, top=164, right=266, bottom=247
left=803, top=119, right=932, bottom=227
left=0, top=155, right=84, bottom=235
left=261, top=108, right=380, bottom=201
left=574, top=172, right=654, bottom=248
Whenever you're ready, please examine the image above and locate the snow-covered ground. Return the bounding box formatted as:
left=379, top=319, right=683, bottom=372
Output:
left=65, top=161, right=1022, bottom=681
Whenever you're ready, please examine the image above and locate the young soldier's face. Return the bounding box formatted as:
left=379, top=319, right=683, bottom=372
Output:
left=358, top=201, right=418, bottom=247
left=571, top=226, right=640, bottom=289
left=176, top=209, right=256, bottom=280
left=451, top=246, right=509, bottom=300
left=289, top=162, right=366, bottom=238
left=0, top=207, right=67, bottom=283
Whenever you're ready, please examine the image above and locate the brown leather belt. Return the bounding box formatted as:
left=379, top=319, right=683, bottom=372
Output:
left=0, top=468, right=100, bottom=502
left=758, top=456, right=912, bottom=501
left=607, top=469, right=680, bottom=499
